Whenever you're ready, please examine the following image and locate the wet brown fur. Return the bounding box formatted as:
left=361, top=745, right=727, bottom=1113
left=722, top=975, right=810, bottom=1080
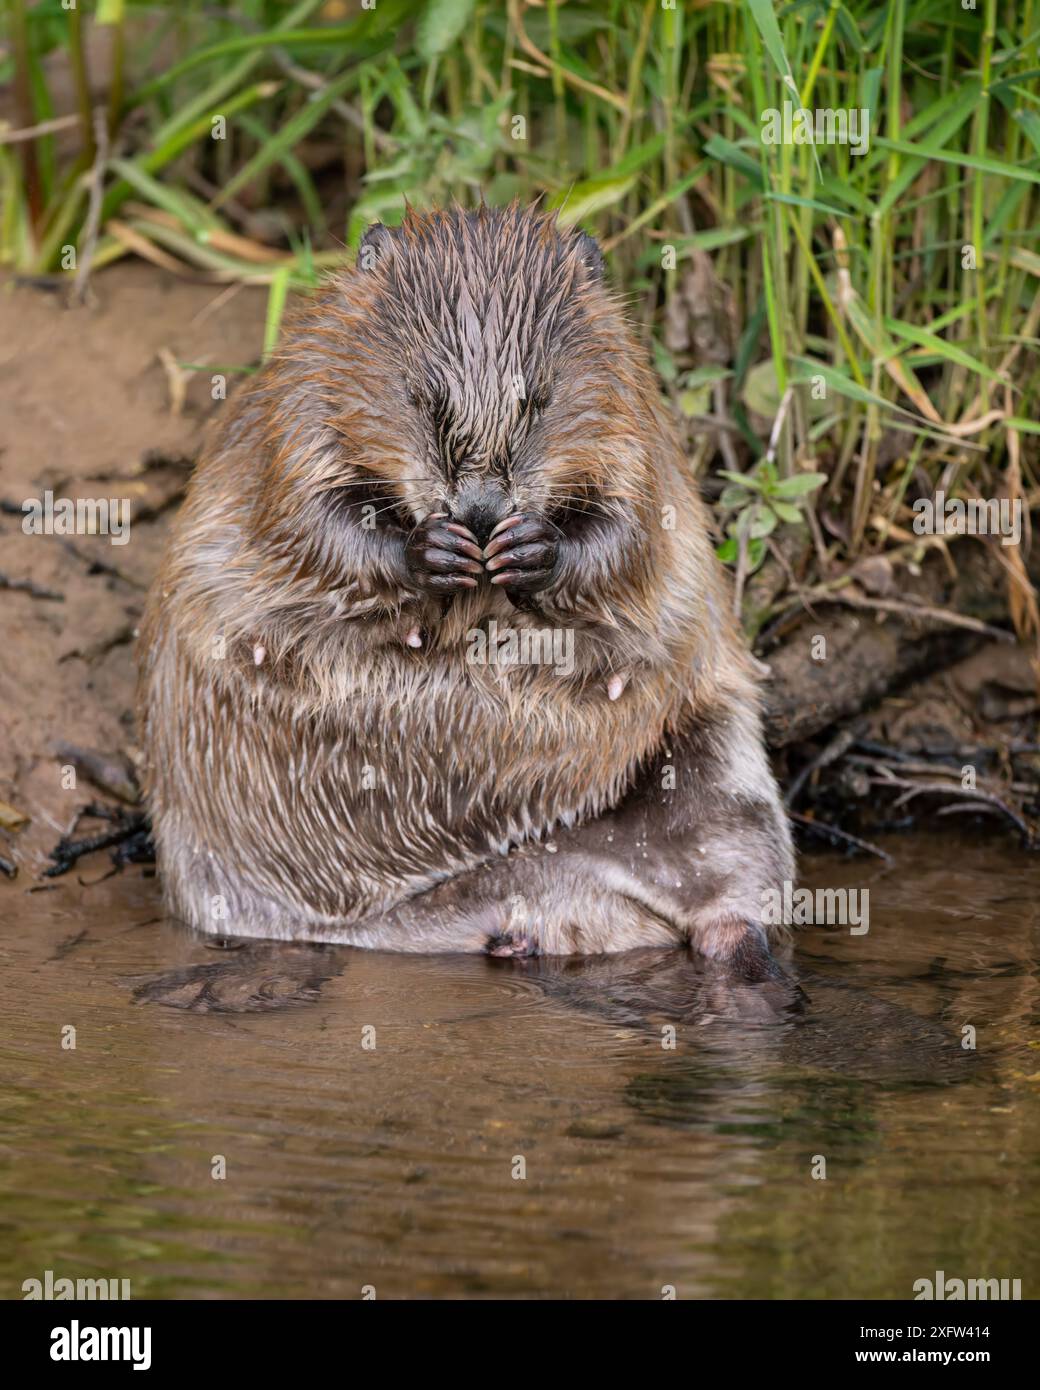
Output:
left=138, top=204, right=793, bottom=957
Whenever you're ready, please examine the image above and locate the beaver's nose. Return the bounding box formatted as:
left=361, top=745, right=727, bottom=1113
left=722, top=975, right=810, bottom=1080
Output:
left=449, top=481, right=509, bottom=546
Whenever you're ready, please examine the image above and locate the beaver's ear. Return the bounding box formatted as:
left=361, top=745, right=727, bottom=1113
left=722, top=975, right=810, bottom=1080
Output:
left=575, top=230, right=605, bottom=281
left=357, top=222, right=393, bottom=272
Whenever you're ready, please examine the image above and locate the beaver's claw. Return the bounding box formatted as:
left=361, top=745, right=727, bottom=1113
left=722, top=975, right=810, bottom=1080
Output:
left=405, top=513, right=484, bottom=594
left=483, top=513, right=557, bottom=598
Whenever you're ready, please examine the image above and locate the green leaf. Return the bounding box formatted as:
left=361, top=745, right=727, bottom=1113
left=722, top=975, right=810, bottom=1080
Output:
left=719, top=469, right=763, bottom=493
left=746, top=536, right=767, bottom=571
left=551, top=175, right=636, bottom=226
left=113, top=159, right=231, bottom=236
left=1013, top=109, right=1040, bottom=159
left=702, top=134, right=764, bottom=186
left=765, top=191, right=848, bottom=218
left=743, top=0, right=798, bottom=97
left=818, top=175, right=876, bottom=217
left=601, top=132, right=667, bottom=180
left=416, top=0, right=478, bottom=62
left=749, top=508, right=778, bottom=539
left=238, top=112, right=324, bottom=236
left=874, top=83, right=982, bottom=217
left=675, top=227, right=754, bottom=254
left=653, top=339, right=678, bottom=384
left=606, top=162, right=708, bottom=252
left=734, top=505, right=757, bottom=537
left=719, top=483, right=750, bottom=509
left=381, top=55, right=426, bottom=140
left=214, top=71, right=358, bottom=209
left=92, top=79, right=283, bottom=243
left=145, top=0, right=328, bottom=144
left=679, top=387, right=711, bottom=417
left=883, top=316, right=1007, bottom=385
left=790, top=356, right=894, bottom=412
left=263, top=267, right=292, bottom=359
left=874, top=135, right=1040, bottom=187
left=771, top=472, right=828, bottom=499
left=503, top=8, right=614, bottom=46
left=991, top=66, right=1040, bottom=97
left=681, top=365, right=733, bottom=389
left=835, top=5, right=864, bottom=54
left=860, top=65, right=883, bottom=116
left=1008, top=246, right=1040, bottom=278
left=742, top=359, right=783, bottom=417
left=770, top=500, right=804, bottom=524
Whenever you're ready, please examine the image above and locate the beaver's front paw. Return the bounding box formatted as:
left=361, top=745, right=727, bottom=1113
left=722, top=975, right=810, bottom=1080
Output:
left=405, top=512, right=484, bottom=594
left=485, top=929, right=540, bottom=958
left=483, top=513, right=558, bottom=597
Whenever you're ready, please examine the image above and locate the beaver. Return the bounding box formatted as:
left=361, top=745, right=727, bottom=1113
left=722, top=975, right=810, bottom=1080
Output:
left=138, top=203, right=794, bottom=972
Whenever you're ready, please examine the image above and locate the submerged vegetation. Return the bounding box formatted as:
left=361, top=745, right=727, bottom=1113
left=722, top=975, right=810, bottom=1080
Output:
left=1, top=0, right=1038, bottom=633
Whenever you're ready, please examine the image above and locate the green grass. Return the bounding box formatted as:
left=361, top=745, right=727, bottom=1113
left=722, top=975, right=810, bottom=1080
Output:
left=1, top=0, right=1037, bottom=631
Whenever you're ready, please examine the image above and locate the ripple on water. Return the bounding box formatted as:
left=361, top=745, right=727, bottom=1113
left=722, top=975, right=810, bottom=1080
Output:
left=1, top=827, right=1038, bottom=1298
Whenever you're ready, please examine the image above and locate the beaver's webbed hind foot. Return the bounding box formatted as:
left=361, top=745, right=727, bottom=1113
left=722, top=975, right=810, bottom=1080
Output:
left=724, top=921, right=792, bottom=984
left=704, top=921, right=808, bottom=1020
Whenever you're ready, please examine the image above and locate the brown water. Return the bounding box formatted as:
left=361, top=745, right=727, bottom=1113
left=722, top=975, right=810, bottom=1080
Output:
left=1, top=830, right=1037, bottom=1300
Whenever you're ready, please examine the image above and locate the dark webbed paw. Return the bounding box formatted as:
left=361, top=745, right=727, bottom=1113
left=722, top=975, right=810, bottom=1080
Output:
left=717, top=924, right=808, bottom=1017
left=483, top=513, right=558, bottom=597
left=405, top=512, right=484, bottom=594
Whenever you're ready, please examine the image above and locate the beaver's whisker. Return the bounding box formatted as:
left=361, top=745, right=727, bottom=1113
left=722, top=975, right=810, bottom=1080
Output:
left=323, top=478, right=432, bottom=489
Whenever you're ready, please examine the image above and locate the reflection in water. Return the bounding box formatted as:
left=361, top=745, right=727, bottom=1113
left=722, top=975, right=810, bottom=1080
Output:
left=0, top=829, right=1037, bottom=1299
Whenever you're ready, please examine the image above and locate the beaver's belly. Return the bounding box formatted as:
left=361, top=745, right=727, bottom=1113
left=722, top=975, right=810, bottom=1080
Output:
left=171, top=660, right=666, bottom=920
left=274, top=703, right=612, bottom=890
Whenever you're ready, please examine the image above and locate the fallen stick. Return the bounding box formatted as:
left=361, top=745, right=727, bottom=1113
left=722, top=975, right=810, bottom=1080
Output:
left=866, top=773, right=1034, bottom=843
left=788, top=811, right=894, bottom=863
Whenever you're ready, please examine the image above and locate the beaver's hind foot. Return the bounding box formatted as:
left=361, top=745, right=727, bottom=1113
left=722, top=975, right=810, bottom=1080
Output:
left=485, top=929, right=539, bottom=958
